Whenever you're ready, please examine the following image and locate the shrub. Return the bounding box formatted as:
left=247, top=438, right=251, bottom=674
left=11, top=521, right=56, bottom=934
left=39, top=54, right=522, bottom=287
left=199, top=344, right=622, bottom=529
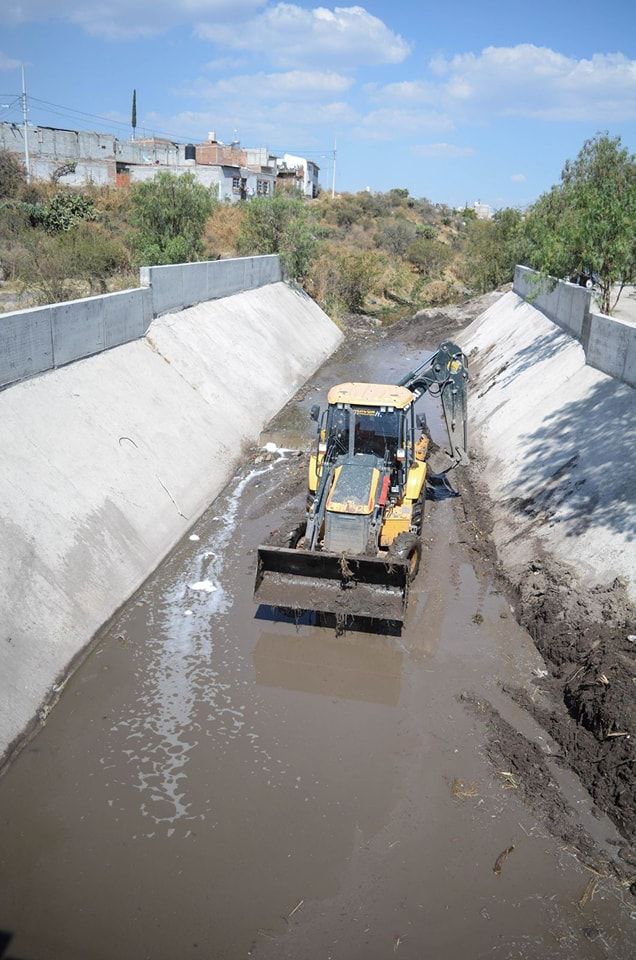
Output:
left=39, top=191, right=98, bottom=232
left=238, top=195, right=317, bottom=280
left=0, top=150, right=26, bottom=199
left=377, top=219, right=417, bottom=257
left=130, top=172, right=216, bottom=265
left=407, top=237, right=451, bottom=277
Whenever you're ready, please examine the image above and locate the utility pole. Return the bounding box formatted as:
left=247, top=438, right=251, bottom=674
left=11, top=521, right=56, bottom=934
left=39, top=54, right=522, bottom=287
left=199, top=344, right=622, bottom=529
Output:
left=21, top=64, right=30, bottom=182
left=331, top=137, right=337, bottom=198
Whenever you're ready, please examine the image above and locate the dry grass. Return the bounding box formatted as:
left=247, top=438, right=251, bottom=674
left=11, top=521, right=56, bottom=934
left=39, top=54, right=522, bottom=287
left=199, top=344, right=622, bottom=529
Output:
left=451, top=777, right=480, bottom=799
left=205, top=204, right=244, bottom=257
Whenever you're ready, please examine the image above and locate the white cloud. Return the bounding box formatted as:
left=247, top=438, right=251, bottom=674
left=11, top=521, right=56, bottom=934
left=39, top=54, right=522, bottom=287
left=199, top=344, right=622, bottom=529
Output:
left=430, top=44, right=636, bottom=122
left=412, top=142, right=474, bottom=158
left=0, top=51, right=20, bottom=71
left=0, top=1, right=265, bottom=39
left=204, top=56, right=246, bottom=71
left=366, top=79, right=436, bottom=104
left=191, top=70, right=353, bottom=101
left=510, top=172, right=526, bottom=182
left=354, top=108, right=452, bottom=141
left=199, top=4, right=411, bottom=67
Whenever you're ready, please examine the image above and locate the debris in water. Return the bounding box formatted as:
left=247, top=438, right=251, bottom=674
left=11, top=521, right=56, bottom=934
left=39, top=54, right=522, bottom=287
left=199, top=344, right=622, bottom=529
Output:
left=189, top=534, right=200, bottom=542
left=188, top=579, right=217, bottom=593
left=264, top=442, right=278, bottom=453
left=499, top=771, right=519, bottom=790
left=451, top=778, right=479, bottom=799
left=288, top=899, right=304, bottom=919
left=493, top=845, right=515, bottom=877
left=472, top=613, right=484, bottom=625
left=578, top=877, right=598, bottom=906
left=533, top=667, right=549, bottom=679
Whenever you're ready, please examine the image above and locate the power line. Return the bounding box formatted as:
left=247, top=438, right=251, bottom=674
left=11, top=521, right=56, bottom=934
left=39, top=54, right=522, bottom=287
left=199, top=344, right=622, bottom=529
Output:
left=5, top=88, right=338, bottom=167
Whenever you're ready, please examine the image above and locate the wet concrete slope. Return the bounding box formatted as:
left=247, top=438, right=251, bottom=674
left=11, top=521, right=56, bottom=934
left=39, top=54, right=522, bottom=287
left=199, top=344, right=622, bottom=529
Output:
left=0, top=332, right=634, bottom=959
left=0, top=281, right=342, bottom=763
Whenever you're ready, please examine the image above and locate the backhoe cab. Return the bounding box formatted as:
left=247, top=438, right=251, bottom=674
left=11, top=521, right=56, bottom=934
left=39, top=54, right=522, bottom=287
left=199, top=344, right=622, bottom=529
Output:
left=254, top=341, right=468, bottom=624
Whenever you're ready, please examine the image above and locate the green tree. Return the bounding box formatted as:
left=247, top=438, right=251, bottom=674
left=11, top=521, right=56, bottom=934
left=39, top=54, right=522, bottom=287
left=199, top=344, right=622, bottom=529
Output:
left=237, top=195, right=316, bottom=280
left=526, top=134, right=636, bottom=314
left=460, top=207, right=525, bottom=293
left=130, top=172, right=216, bottom=265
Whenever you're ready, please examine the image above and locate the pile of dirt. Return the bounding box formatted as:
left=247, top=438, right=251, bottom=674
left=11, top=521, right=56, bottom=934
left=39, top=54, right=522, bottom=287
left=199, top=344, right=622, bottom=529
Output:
left=455, top=463, right=636, bottom=859
left=390, top=290, right=504, bottom=346
left=461, top=693, right=622, bottom=878
left=514, top=559, right=636, bottom=845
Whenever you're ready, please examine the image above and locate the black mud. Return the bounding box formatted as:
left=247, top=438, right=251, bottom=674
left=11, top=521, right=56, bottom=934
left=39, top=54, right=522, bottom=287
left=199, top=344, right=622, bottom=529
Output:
left=456, top=459, right=636, bottom=857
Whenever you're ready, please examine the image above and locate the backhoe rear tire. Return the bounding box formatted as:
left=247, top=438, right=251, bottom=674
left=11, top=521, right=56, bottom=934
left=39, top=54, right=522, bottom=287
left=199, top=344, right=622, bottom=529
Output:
left=389, top=532, right=422, bottom=580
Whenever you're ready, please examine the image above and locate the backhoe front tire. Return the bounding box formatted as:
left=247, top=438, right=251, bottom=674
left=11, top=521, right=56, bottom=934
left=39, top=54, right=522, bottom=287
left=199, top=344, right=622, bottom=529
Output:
left=390, top=532, right=422, bottom=580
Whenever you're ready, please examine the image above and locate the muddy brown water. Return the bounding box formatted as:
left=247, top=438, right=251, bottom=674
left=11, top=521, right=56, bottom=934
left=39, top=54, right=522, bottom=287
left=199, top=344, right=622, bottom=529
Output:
left=1, top=334, right=634, bottom=960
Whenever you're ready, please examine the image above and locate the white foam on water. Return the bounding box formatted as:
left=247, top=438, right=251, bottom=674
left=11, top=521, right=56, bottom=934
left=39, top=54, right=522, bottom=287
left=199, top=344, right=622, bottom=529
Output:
left=108, top=451, right=292, bottom=830
left=187, top=579, right=217, bottom=593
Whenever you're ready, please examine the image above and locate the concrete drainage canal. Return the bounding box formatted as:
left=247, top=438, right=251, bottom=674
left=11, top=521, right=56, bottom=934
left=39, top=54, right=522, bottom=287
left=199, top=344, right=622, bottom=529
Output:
left=1, top=306, right=635, bottom=959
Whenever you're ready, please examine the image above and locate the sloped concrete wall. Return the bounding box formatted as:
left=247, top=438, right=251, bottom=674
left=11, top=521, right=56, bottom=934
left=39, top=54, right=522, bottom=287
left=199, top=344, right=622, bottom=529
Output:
left=0, top=282, right=342, bottom=763
left=459, top=291, right=636, bottom=596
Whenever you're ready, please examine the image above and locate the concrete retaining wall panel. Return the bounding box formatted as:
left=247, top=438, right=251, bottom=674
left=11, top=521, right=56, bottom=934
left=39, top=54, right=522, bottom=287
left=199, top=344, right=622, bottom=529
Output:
left=0, top=307, right=53, bottom=387
left=513, top=265, right=589, bottom=340
left=145, top=263, right=185, bottom=316
left=586, top=313, right=635, bottom=386
left=51, top=296, right=105, bottom=366
left=0, top=281, right=342, bottom=761
left=512, top=265, right=636, bottom=384
left=102, top=289, right=152, bottom=350
left=182, top=262, right=208, bottom=308
left=1, top=256, right=284, bottom=388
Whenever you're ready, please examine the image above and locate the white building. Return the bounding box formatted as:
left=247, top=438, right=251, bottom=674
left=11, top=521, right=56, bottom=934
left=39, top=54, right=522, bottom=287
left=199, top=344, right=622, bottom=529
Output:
left=276, top=154, right=320, bottom=198
left=471, top=200, right=493, bottom=220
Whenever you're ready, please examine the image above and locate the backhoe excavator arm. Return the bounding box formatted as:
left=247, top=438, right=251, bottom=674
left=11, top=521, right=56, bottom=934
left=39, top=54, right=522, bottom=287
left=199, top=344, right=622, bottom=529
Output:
left=398, top=340, right=468, bottom=465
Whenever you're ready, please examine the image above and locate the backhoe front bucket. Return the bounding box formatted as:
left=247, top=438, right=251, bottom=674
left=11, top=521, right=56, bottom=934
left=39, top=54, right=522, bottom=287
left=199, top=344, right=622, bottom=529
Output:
left=254, top=546, right=410, bottom=623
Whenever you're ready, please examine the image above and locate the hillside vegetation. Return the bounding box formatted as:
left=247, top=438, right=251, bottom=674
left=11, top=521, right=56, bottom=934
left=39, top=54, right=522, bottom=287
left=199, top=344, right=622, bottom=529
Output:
left=1, top=133, right=634, bottom=318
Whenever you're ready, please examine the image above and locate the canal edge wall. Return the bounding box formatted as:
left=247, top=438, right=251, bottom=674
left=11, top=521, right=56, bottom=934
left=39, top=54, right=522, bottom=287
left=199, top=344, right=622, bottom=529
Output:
left=0, top=277, right=342, bottom=767
left=513, top=265, right=635, bottom=387
left=0, top=255, right=282, bottom=390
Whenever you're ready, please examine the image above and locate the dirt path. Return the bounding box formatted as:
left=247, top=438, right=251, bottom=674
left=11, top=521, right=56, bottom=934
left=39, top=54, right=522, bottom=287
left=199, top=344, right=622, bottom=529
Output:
left=0, top=313, right=634, bottom=960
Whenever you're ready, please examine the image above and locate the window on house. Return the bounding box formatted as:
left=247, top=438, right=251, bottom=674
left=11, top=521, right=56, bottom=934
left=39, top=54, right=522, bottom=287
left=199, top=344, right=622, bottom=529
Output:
left=257, top=180, right=270, bottom=195
left=232, top=176, right=240, bottom=191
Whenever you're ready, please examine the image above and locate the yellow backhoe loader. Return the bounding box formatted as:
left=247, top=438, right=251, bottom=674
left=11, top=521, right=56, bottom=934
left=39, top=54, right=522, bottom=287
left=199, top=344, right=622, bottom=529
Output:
left=254, top=341, right=468, bottom=624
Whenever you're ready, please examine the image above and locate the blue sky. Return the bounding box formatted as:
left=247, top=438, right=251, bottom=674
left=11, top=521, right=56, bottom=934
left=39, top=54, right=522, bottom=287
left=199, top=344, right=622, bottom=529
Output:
left=1, top=0, right=635, bottom=206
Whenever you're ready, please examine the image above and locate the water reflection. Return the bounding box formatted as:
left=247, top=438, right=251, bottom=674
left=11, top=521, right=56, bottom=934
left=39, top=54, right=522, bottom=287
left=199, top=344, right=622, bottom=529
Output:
left=252, top=627, right=403, bottom=706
